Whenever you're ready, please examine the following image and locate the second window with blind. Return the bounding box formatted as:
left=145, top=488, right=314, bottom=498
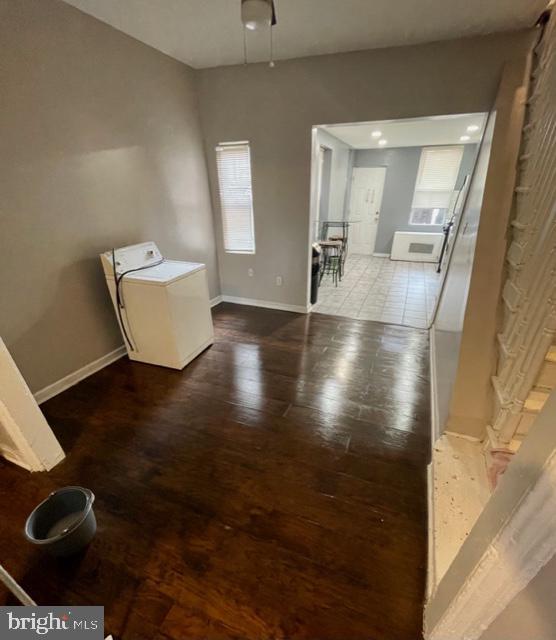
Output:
left=215, top=141, right=256, bottom=254
left=410, top=146, right=464, bottom=226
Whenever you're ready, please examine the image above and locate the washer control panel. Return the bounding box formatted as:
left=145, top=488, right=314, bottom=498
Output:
left=100, top=242, right=162, bottom=276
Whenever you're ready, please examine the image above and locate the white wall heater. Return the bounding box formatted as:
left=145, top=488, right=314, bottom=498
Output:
left=390, top=231, right=443, bottom=263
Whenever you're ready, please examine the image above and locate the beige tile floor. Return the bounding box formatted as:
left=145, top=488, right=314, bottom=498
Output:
left=313, top=254, right=441, bottom=328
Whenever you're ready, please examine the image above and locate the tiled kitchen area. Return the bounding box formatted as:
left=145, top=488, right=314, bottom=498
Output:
left=313, top=254, right=441, bottom=328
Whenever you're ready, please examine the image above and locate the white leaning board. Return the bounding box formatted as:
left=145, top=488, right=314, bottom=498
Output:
left=390, top=231, right=443, bottom=262
left=0, top=338, right=65, bottom=470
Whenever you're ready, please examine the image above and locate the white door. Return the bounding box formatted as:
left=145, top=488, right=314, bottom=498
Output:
left=348, top=167, right=386, bottom=255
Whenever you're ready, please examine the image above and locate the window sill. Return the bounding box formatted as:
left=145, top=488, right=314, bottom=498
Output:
left=408, top=223, right=444, bottom=227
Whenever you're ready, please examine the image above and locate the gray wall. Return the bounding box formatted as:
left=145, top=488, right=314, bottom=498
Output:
left=353, top=144, right=478, bottom=254
left=0, top=0, right=219, bottom=392
left=197, top=30, right=533, bottom=307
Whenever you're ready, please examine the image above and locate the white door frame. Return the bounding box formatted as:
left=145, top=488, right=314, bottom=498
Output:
left=348, top=166, right=386, bottom=255
left=314, top=145, right=325, bottom=238
left=314, top=145, right=331, bottom=239
left=425, top=389, right=556, bottom=639
left=0, top=338, right=64, bottom=471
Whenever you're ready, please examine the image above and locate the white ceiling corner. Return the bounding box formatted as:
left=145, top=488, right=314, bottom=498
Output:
left=62, top=0, right=545, bottom=69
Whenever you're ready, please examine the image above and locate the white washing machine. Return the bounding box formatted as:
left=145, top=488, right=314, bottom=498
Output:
left=100, top=241, right=214, bottom=369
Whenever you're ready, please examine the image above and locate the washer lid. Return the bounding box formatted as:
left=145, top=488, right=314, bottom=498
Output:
left=122, top=260, right=205, bottom=285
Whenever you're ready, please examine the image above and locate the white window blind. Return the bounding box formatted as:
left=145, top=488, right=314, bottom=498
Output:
left=215, top=142, right=255, bottom=254
left=412, top=146, right=464, bottom=209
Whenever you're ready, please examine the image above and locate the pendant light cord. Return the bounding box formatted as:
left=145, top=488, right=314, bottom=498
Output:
left=269, top=24, right=275, bottom=67
left=243, top=27, right=247, bottom=65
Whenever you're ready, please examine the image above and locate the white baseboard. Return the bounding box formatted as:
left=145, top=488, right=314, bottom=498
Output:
left=426, top=462, right=436, bottom=601
left=33, top=294, right=301, bottom=405
left=34, top=346, right=126, bottom=405
left=221, top=295, right=308, bottom=314
left=429, top=326, right=440, bottom=453
left=373, top=252, right=390, bottom=258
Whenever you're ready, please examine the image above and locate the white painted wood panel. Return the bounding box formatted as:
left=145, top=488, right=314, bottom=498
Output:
left=490, top=16, right=556, bottom=448
left=0, top=338, right=64, bottom=471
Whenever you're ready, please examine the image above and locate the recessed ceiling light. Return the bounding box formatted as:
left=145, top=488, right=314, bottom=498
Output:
left=460, top=135, right=470, bottom=141
left=378, top=139, right=387, bottom=146
left=371, top=130, right=382, bottom=138
left=467, top=125, right=480, bottom=132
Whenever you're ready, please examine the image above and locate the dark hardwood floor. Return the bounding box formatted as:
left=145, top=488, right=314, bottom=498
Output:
left=0, top=304, right=430, bottom=639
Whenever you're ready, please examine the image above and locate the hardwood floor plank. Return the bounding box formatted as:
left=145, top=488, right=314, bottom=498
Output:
left=0, top=303, right=430, bottom=639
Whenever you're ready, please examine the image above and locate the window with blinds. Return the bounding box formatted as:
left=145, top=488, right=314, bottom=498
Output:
left=409, top=146, right=464, bottom=225
left=215, top=142, right=255, bottom=254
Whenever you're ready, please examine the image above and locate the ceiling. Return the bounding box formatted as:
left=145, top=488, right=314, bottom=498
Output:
left=321, top=114, right=488, bottom=149
left=62, top=0, right=544, bottom=69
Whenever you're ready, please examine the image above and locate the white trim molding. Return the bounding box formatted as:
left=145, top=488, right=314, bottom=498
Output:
left=0, top=400, right=44, bottom=472
left=34, top=346, right=126, bottom=405
left=210, top=295, right=223, bottom=307
left=427, top=450, right=556, bottom=640
left=429, top=326, right=440, bottom=448
left=0, top=338, right=65, bottom=471
left=221, top=295, right=308, bottom=314
left=426, top=462, right=436, bottom=600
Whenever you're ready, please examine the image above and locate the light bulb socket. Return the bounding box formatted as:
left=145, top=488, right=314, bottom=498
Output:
left=241, top=0, right=272, bottom=30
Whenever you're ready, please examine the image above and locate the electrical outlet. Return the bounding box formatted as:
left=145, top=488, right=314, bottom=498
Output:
left=248, top=268, right=254, bottom=277
left=276, top=276, right=283, bottom=286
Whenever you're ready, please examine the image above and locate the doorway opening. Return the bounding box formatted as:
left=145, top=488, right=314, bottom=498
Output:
left=307, top=114, right=487, bottom=328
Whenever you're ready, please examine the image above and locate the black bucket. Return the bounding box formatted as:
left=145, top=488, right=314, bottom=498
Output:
left=24, top=487, right=96, bottom=557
